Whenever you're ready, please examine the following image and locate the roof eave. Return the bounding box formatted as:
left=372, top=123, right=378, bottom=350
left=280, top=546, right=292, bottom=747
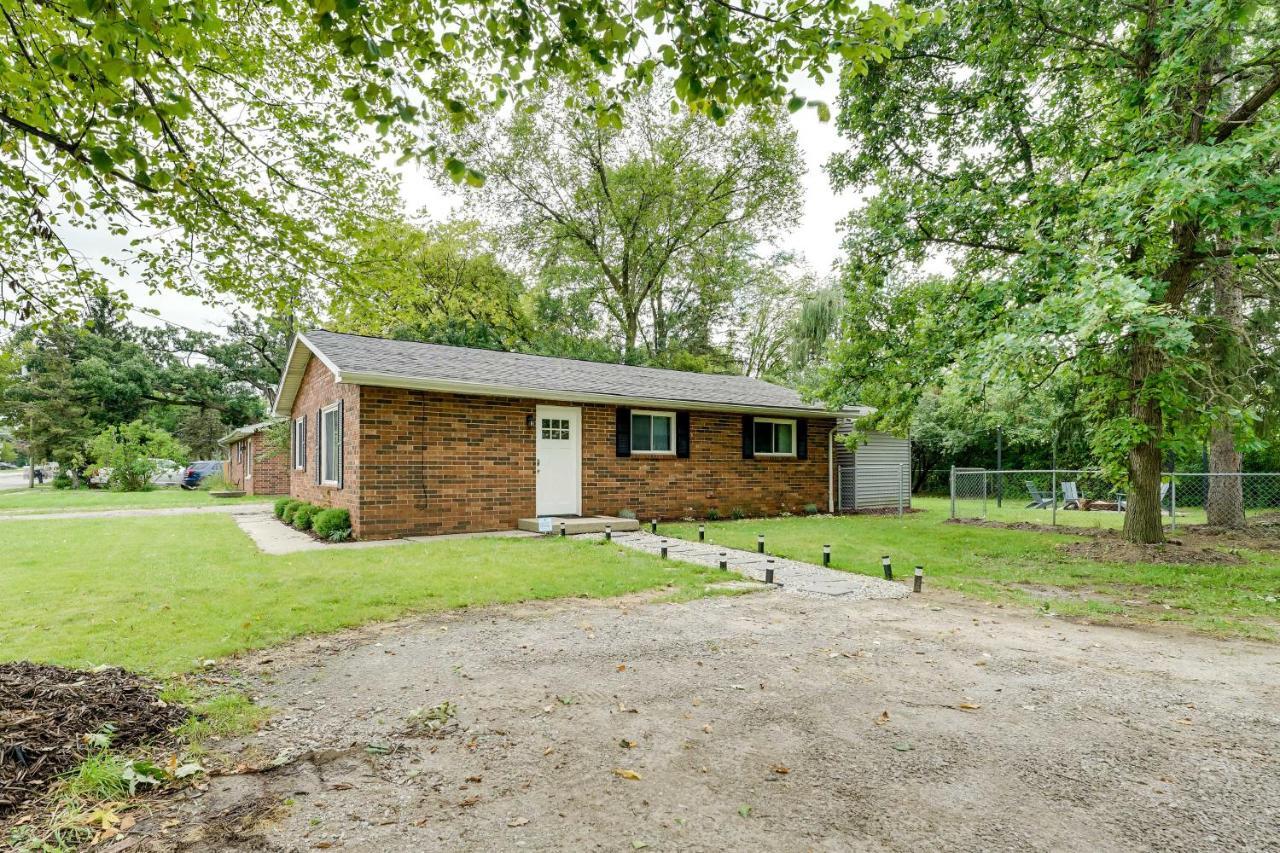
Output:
left=337, top=368, right=870, bottom=419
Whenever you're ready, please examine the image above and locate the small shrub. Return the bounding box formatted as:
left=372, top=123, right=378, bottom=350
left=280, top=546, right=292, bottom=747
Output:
left=281, top=499, right=304, bottom=523
left=273, top=497, right=292, bottom=518
left=292, top=503, right=318, bottom=530
left=617, top=508, right=637, bottom=520
left=705, top=508, right=720, bottom=521
left=804, top=503, right=819, bottom=515
left=312, top=508, right=352, bottom=540
left=52, top=470, right=74, bottom=490
left=730, top=506, right=746, bottom=520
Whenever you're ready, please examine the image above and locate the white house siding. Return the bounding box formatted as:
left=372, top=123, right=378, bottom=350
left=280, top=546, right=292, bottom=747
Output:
left=835, top=424, right=911, bottom=511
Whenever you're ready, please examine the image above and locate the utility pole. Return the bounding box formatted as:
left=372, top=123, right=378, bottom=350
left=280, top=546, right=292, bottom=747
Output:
left=995, top=425, right=1003, bottom=508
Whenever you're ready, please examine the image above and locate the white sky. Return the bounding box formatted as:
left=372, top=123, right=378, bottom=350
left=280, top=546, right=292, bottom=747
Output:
left=91, top=79, right=852, bottom=334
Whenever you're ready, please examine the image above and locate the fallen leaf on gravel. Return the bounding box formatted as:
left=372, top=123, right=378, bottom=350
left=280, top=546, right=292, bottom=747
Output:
left=771, top=765, right=790, bottom=775
left=620, top=738, right=637, bottom=749
left=466, top=775, right=482, bottom=783
left=957, top=703, right=982, bottom=711
left=632, top=841, right=649, bottom=849
left=702, top=724, right=713, bottom=734
left=892, top=742, right=913, bottom=752
left=543, top=746, right=555, bottom=756
left=738, top=804, right=753, bottom=817
left=875, top=711, right=890, bottom=725
left=613, top=768, right=642, bottom=781
left=1177, top=718, right=1193, bottom=725
left=974, top=660, right=988, bottom=667
left=459, top=796, right=481, bottom=807
left=617, top=664, right=627, bottom=672
left=507, top=817, right=530, bottom=827
left=315, top=843, right=333, bottom=849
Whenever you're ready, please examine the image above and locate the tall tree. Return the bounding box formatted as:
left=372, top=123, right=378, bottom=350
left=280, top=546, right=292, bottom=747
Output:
left=821, top=0, right=1280, bottom=543
left=1, top=0, right=926, bottom=324
left=468, top=84, right=802, bottom=361
left=328, top=218, right=532, bottom=350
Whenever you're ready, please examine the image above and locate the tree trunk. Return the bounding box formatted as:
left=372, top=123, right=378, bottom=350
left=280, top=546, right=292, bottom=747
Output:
left=1122, top=335, right=1166, bottom=543
left=1206, top=424, right=1245, bottom=527
left=1205, top=262, right=1246, bottom=527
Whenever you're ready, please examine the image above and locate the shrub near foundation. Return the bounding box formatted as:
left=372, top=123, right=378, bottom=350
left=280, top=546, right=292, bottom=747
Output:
left=312, top=508, right=352, bottom=541
left=274, top=497, right=292, bottom=519
left=281, top=500, right=304, bottom=524
left=292, top=503, right=318, bottom=531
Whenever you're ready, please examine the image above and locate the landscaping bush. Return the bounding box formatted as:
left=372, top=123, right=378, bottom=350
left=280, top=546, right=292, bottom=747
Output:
left=804, top=503, right=819, bottom=515
left=52, top=470, right=74, bottom=490
left=291, top=503, right=318, bottom=531
left=312, top=508, right=352, bottom=541
left=273, top=497, right=292, bottom=519
left=88, top=420, right=187, bottom=492
left=617, top=508, right=637, bottom=520
left=705, top=507, right=720, bottom=521
left=281, top=499, right=304, bottom=524
left=730, top=506, right=746, bottom=520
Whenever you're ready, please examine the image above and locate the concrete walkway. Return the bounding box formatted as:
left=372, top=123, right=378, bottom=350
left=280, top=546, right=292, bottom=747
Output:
left=0, top=502, right=275, bottom=522
left=603, top=530, right=910, bottom=600
left=234, top=510, right=540, bottom=555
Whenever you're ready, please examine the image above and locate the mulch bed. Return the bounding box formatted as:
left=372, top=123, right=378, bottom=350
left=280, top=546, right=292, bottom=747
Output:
left=0, top=662, right=188, bottom=815
left=1059, top=540, right=1246, bottom=566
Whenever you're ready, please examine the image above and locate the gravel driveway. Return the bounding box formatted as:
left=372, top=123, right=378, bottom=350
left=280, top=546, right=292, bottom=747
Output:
left=134, top=589, right=1279, bottom=852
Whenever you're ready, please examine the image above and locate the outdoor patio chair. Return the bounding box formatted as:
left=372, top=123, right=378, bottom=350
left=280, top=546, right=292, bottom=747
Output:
left=1114, top=482, right=1170, bottom=513
left=1024, top=481, right=1055, bottom=509
left=1061, top=481, right=1084, bottom=510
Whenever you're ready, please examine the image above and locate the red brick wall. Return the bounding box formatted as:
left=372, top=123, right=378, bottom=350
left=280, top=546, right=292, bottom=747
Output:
left=286, top=356, right=835, bottom=539
left=223, top=433, right=288, bottom=496
left=286, top=356, right=360, bottom=524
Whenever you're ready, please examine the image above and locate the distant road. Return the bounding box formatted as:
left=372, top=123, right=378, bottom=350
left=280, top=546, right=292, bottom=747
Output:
left=0, top=469, right=34, bottom=491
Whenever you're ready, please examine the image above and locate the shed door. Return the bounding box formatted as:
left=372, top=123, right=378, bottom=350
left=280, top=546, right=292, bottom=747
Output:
left=535, top=405, right=581, bottom=516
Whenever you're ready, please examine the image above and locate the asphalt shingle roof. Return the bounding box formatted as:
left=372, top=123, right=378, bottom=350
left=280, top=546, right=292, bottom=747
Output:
left=301, top=330, right=843, bottom=414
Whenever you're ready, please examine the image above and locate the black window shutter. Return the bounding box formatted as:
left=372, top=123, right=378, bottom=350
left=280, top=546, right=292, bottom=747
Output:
left=301, top=414, right=307, bottom=470
left=315, top=408, right=322, bottom=484
left=615, top=407, right=631, bottom=457
left=742, top=415, right=754, bottom=459
left=796, top=419, right=808, bottom=460
left=676, top=411, right=690, bottom=458
left=337, top=399, right=345, bottom=488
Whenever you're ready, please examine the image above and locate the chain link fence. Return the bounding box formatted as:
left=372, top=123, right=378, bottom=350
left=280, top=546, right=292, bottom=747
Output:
left=949, top=468, right=1280, bottom=529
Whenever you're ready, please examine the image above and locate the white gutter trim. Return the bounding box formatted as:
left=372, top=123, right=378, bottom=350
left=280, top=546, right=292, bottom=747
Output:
left=337, top=368, right=870, bottom=420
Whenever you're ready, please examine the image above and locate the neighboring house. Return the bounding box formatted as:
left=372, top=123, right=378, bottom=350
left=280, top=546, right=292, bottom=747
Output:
left=270, top=330, right=905, bottom=540
left=219, top=421, right=289, bottom=496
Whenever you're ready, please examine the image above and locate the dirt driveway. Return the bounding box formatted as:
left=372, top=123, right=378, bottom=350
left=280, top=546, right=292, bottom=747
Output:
left=137, top=590, right=1279, bottom=852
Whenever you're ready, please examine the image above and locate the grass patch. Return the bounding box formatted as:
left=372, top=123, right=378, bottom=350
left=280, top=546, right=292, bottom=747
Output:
left=0, top=485, right=282, bottom=516
left=665, top=505, right=1280, bottom=640
left=1, top=515, right=728, bottom=673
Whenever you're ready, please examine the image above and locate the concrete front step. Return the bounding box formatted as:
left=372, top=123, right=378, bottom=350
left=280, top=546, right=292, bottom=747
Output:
left=517, top=515, right=641, bottom=535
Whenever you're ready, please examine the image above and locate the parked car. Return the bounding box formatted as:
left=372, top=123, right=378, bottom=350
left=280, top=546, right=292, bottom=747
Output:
left=182, top=460, right=225, bottom=490
left=90, top=459, right=185, bottom=488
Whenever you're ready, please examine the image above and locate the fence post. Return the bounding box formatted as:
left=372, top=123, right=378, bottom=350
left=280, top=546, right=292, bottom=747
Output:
left=949, top=466, right=956, bottom=519
left=1170, top=476, right=1177, bottom=531
left=898, top=463, right=905, bottom=517
left=1051, top=467, right=1058, bottom=527
left=981, top=469, right=988, bottom=519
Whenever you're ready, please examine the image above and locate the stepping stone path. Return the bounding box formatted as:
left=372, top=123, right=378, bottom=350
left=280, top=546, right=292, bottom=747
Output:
left=598, top=530, right=910, bottom=601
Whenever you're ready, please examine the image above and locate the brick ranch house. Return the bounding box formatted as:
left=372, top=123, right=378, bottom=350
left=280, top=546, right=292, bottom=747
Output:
left=219, top=421, right=289, bottom=496
left=270, top=330, right=904, bottom=540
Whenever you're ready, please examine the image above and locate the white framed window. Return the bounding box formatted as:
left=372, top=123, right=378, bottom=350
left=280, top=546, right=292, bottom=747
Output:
left=631, top=410, right=675, bottom=454
left=292, top=417, right=306, bottom=470
left=753, top=418, right=796, bottom=456
left=320, top=403, right=341, bottom=485
left=237, top=441, right=245, bottom=463
left=245, top=440, right=252, bottom=478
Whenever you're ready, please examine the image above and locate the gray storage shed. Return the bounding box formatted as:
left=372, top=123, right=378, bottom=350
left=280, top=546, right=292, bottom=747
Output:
left=835, top=422, right=911, bottom=511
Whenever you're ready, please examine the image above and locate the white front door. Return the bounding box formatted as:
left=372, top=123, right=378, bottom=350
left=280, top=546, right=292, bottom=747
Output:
left=535, top=405, right=581, bottom=516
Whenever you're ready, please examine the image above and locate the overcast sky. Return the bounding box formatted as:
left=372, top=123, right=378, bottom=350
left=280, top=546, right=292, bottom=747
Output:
left=89, top=79, right=852, bottom=335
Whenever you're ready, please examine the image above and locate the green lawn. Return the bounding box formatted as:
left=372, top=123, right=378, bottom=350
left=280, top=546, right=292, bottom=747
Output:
left=666, top=503, right=1280, bottom=640
left=0, top=485, right=283, bottom=515
left=1, top=515, right=728, bottom=673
